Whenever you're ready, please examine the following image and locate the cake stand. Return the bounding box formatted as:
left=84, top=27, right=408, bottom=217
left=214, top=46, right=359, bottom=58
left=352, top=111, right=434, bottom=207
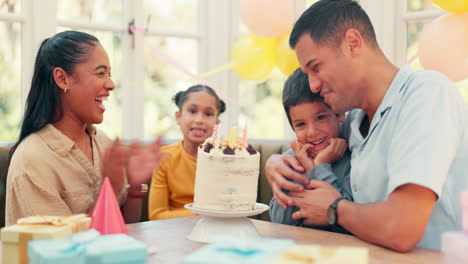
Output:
left=184, top=203, right=269, bottom=243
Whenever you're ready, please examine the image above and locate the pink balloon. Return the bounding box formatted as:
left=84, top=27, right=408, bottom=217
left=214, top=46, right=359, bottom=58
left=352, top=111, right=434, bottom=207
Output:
left=419, top=14, right=468, bottom=83
left=240, top=0, right=295, bottom=38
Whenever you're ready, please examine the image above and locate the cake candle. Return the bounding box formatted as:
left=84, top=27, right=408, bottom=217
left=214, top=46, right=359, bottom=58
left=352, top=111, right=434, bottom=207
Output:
left=212, top=124, right=218, bottom=141
left=241, top=127, right=248, bottom=149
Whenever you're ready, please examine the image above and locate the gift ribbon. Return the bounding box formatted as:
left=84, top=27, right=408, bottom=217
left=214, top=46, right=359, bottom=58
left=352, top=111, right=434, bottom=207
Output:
left=14, top=215, right=91, bottom=264
left=18, top=232, right=33, bottom=264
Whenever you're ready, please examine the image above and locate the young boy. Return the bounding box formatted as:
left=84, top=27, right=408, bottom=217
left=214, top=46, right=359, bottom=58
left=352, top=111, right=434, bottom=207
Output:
left=269, top=68, right=353, bottom=233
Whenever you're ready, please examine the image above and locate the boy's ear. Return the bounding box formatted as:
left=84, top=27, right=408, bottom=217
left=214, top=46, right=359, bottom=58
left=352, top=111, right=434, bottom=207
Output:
left=337, top=113, right=345, bottom=123
left=216, top=119, right=220, bottom=125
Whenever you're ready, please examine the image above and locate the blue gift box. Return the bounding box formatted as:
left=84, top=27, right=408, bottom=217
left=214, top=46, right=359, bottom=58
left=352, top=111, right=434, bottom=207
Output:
left=183, top=238, right=294, bottom=264
left=28, top=230, right=148, bottom=264
left=28, top=229, right=100, bottom=264
left=85, top=234, right=148, bottom=264
left=28, top=239, right=85, bottom=264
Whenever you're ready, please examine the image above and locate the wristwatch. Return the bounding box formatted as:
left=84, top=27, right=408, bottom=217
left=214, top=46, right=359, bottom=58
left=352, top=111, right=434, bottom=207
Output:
left=327, top=197, right=346, bottom=225
left=127, top=183, right=148, bottom=198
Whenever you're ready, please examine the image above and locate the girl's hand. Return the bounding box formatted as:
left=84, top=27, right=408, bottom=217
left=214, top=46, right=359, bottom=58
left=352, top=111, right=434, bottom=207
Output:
left=314, top=138, right=347, bottom=165
left=290, top=140, right=315, bottom=172
left=127, top=137, right=166, bottom=186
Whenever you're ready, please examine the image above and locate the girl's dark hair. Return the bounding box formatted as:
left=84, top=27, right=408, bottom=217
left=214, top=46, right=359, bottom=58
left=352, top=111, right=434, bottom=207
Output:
left=173, top=85, right=226, bottom=116
left=10, top=31, right=99, bottom=158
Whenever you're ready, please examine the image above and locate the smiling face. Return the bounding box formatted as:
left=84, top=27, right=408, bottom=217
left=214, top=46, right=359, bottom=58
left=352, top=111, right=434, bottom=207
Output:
left=295, top=34, right=361, bottom=114
left=176, top=91, right=220, bottom=146
left=60, top=44, right=114, bottom=125
left=289, top=101, right=343, bottom=157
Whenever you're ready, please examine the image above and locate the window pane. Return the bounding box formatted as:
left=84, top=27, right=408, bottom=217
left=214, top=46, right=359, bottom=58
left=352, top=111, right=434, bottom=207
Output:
left=0, top=22, right=21, bottom=141
left=57, top=0, right=123, bottom=24
left=0, top=0, right=20, bottom=13
left=144, top=0, right=198, bottom=34
left=407, top=0, right=440, bottom=12
left=57, top=28, right=123, bottom=138
left=406, top=21, right=426, bottom=69
left=238, top=69, right=286, bottom=139
left=144, top=36, right=198, bottom=138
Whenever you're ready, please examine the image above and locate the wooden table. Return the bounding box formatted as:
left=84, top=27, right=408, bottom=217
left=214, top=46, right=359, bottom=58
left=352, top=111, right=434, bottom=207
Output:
left=128, top=216, right=444, bottom=264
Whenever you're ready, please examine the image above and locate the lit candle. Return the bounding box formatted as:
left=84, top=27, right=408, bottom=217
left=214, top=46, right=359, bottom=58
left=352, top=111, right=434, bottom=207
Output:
left=229, top=126, right=238, bottom=147
left=212, top=124, right=218, bottom=141
left=241, top=127, right=248, bottom=149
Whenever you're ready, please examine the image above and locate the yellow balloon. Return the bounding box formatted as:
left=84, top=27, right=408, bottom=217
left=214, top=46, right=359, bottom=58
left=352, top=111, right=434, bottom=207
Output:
left=431, top=0, right=468, bottom=14
left=231, top=35, right=278, bottom=81
left=276, top=33, right=300, bottom=76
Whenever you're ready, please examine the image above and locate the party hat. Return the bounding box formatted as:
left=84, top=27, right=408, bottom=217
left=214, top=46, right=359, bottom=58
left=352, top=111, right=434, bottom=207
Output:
left=90, top=177, right=128, bottom=234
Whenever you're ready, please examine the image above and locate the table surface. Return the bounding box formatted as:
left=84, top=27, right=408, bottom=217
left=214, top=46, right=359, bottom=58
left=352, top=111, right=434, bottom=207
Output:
left=127, top=216, right=444, bottom=264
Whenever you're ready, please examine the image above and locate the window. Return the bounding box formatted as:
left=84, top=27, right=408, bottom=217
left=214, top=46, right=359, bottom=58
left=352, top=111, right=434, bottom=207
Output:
left=143, top=0, right=199, bottom=138
left=57, top=0, right=125, bottom=138
left=0, top=0, right=22, bottom=141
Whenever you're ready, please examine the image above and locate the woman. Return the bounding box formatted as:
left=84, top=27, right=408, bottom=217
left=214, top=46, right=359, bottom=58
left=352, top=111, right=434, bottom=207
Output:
left=5, top=30, right=163, bottom=225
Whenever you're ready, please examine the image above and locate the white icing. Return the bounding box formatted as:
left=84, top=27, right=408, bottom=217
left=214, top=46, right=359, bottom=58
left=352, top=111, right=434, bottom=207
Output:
left=193, top=148, right=260, bottom=211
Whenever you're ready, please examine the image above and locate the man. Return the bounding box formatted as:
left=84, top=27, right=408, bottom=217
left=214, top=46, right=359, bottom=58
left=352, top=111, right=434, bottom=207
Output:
left=266, top=0, right=468, bottom=252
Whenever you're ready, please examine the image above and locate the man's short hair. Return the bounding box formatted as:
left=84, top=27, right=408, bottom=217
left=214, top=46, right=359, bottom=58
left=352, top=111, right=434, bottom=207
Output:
left=289, top=0, right=377, bottom=49
left=283, top=68, right=325, bottom=129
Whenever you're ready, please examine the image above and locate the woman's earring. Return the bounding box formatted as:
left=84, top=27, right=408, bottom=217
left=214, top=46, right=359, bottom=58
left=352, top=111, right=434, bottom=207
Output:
left=64, top=87, right=68, bottom=93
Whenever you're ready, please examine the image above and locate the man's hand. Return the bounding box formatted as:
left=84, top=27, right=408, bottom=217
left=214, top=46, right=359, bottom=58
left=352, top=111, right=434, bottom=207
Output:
left=314, top=138, right=348, bottom=165
left=290, top=180, right=341, bottom=225
left=290, top=140, right=315, bottom=172
left=265, top=154, right=308, bottom=209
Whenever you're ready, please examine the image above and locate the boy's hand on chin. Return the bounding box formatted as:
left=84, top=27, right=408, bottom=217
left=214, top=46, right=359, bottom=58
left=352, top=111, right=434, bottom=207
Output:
left=290, top=140, right=315, bottom=172
left=314, top=138, right=348, bottom=165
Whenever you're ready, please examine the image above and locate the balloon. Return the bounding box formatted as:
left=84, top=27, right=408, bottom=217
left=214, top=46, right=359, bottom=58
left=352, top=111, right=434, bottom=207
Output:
left=419, top=14, right=468, bottom=82
left=240, top=0, right=295, bottom=38
left=276, top=32, right=300, bottom=76
left=431, top=0, right=468, bottom=14
left=231, top=35, right=278, bottom=81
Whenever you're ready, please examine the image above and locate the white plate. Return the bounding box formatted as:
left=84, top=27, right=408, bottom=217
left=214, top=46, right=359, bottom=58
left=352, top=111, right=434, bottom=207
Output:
left=184, top=203, right=269, bottom=218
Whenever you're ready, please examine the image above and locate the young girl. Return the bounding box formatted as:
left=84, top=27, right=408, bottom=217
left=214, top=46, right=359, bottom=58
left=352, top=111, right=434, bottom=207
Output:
left=148, top=85, right=226, bottom=220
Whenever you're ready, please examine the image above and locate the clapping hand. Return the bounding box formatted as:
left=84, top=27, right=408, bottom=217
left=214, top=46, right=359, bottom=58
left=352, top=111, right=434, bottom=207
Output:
left=102, top=137, right=167, bottom=195
left=127, top=137, right=166, bottom=186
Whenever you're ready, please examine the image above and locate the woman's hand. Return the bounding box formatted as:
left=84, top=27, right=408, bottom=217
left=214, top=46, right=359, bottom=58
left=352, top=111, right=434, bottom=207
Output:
left=102, top=137, right=166, bottom=194
left=127, top=137, right=166, bottom=186
left=102, top=138, right=126, bottom=194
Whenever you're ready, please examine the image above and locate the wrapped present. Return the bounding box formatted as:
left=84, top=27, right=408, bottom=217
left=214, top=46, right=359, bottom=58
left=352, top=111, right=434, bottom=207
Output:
left=28, top=230, right=148, bottom=264
left=183, top=238, right=294, bottom=264
left=1, top=214, right=91, bottom=264
left=85, top=234, right=148, bottom=264
left=28, top=229, right=100, bottom=264
left=271, top=245, right=368, bottom=264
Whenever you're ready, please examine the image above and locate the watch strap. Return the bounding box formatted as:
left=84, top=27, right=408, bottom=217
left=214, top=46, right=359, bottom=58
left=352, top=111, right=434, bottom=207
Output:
left=329, top=196, right=346, bottom=225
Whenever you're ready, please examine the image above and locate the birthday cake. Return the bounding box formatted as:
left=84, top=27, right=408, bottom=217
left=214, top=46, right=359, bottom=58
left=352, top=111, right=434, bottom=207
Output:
left=193, top=128, right=260, bottom=211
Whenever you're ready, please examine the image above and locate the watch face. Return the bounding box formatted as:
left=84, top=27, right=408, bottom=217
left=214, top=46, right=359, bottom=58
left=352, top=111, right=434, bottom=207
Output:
left=327, top=206, right=336, bottom=225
